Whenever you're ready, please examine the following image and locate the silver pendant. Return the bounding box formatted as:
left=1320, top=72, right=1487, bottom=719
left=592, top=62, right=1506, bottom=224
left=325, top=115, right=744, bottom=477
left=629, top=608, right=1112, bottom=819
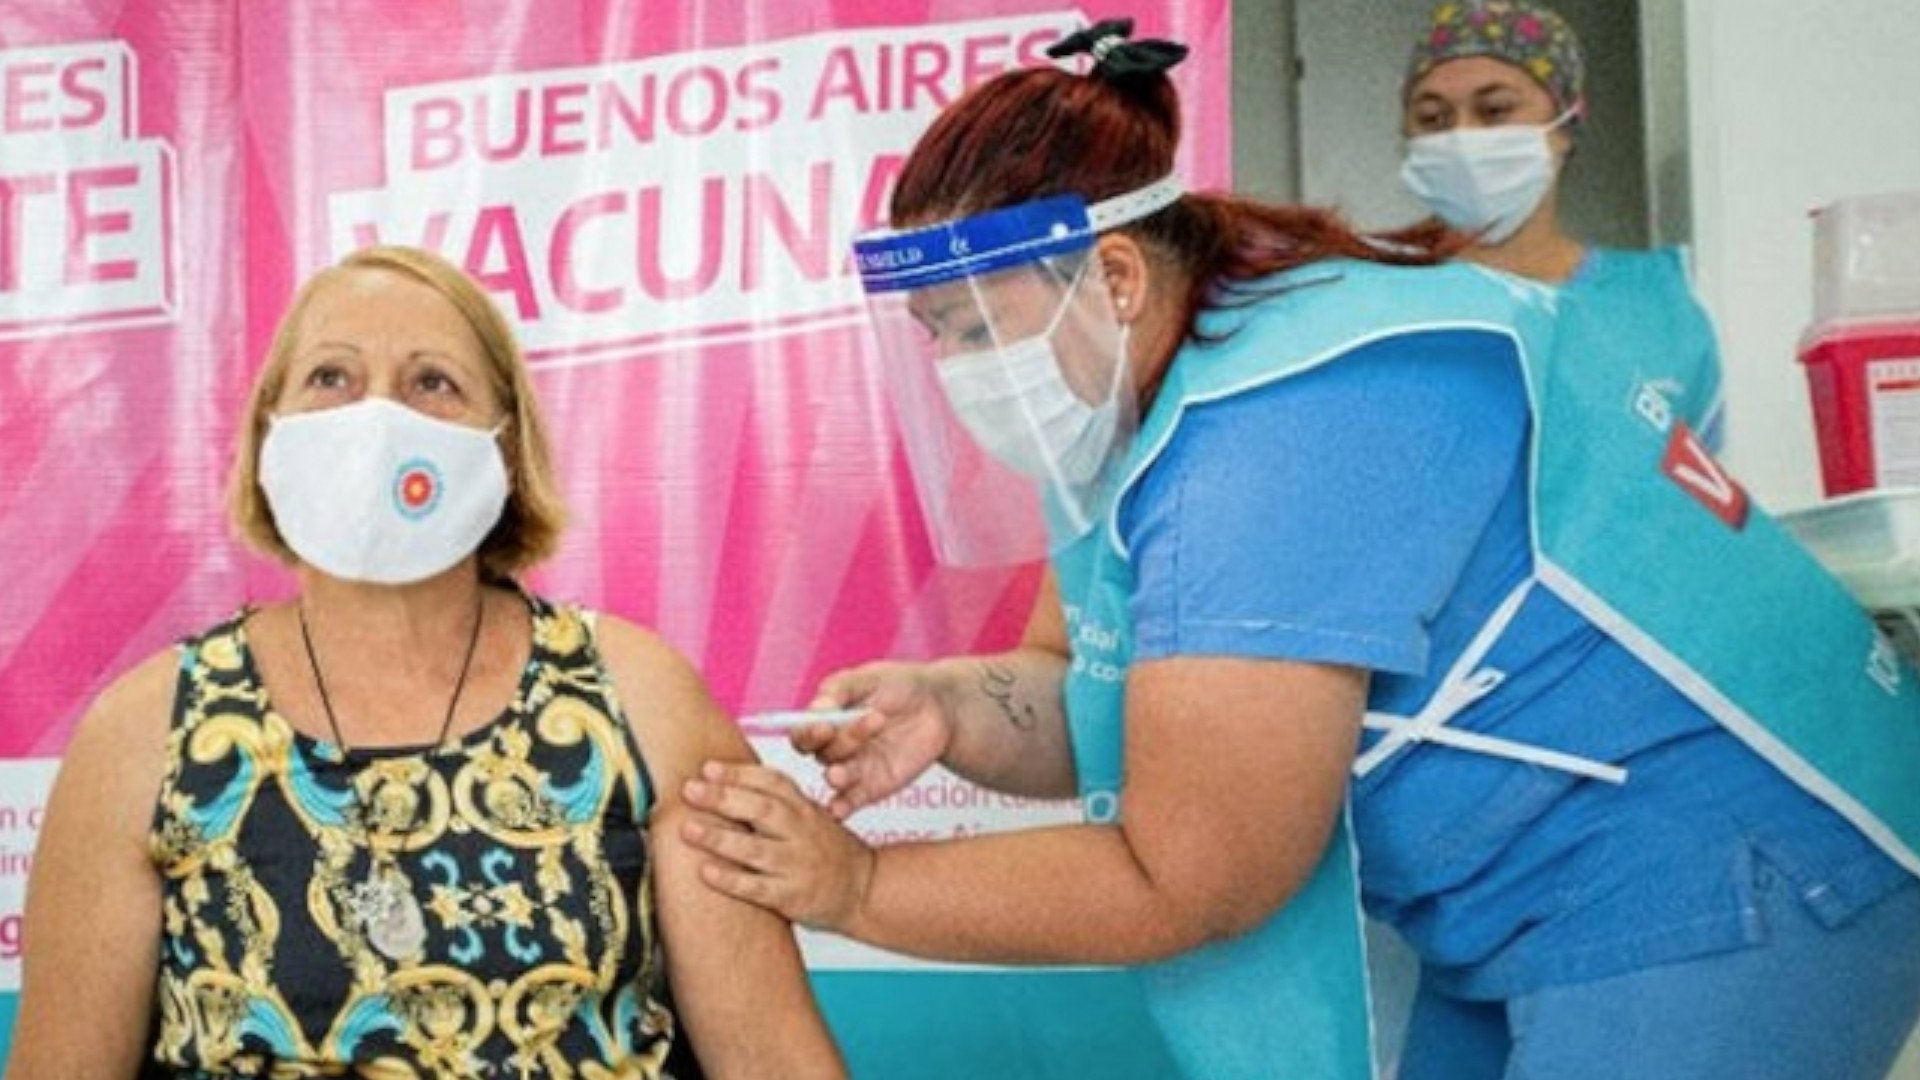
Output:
left=350, top=868, right=427, bottom=960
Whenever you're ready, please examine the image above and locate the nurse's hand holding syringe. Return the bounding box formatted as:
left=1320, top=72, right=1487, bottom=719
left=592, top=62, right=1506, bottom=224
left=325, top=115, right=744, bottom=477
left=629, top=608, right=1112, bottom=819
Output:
left=744, top=663, right=965, bottom=820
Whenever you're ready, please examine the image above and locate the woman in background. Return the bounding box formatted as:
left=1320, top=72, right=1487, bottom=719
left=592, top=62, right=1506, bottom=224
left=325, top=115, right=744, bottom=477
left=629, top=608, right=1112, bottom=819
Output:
left=1400, top=0, right=1725, bottom=446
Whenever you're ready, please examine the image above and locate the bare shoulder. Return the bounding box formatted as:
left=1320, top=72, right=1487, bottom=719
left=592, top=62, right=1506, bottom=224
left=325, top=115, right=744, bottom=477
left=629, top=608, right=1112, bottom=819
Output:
left=50, top=644, right=180, bottom=846
left=587, top=612, right=751, bottom=796
left=588, top=612, right=708, bottom=705
left=73, top=645, right=178, bottom=769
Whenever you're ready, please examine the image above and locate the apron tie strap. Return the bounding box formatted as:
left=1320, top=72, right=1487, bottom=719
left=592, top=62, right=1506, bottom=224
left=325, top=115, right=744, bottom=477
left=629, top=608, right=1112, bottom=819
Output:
left=1351, top=577, right=1629, bottom=786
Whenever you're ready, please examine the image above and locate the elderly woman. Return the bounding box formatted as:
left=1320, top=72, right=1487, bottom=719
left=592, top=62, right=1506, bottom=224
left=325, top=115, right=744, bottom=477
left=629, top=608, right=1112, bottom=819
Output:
left=9, top=246, right=845, bottom=1078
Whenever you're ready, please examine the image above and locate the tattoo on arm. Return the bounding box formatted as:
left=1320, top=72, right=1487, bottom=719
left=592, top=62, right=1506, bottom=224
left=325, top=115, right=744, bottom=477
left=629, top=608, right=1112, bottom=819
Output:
left=979, top=661, right=1039, bottom=731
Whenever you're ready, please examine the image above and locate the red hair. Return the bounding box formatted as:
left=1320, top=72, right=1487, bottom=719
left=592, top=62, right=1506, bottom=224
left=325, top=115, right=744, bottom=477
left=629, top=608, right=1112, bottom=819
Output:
left=891, top=65, right=1462, bottom=340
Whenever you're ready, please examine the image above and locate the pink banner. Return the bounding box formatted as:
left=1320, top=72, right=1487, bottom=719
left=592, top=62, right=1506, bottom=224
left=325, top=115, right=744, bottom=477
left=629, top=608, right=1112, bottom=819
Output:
left=5, top=1, right=1229, bottom=753
left=2, top=2, right=245, bottom=756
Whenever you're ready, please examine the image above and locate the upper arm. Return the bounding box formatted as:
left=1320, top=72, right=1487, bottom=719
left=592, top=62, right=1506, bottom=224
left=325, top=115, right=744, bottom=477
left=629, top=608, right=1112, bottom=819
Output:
left=647, top=801, right=844, bottom=1078
left=1122, top=655, right=1367, bottom=938
left=593, top=615, right=749, bottom=800
left=11, top=648, right=176, bottom=1079
left=591, top=615, right=844, bottom=1078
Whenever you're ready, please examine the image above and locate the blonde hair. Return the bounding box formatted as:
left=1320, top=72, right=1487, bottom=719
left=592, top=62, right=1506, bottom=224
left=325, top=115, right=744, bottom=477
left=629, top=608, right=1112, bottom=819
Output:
left=228, top=245, right=567, bottom=578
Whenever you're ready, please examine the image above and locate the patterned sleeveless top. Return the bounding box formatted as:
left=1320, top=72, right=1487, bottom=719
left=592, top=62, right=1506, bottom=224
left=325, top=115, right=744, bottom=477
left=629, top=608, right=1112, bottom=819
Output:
left=145, top=594, right=699, bottom=1078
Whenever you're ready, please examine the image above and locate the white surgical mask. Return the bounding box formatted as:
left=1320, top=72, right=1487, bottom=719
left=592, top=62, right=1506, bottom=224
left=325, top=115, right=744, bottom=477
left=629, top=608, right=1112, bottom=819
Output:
left=1400, top=109, right=1575, bottom=245
left=260, top=396, right=509, bottom=584
left=935, top=286, right=1127, bottom=489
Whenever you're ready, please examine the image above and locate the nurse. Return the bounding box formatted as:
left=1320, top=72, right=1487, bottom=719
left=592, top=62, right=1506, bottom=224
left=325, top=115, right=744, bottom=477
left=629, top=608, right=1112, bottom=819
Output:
left=682, top=18, right=1920, bottom=1080
left=1400, top=0, right=1725, bottom=446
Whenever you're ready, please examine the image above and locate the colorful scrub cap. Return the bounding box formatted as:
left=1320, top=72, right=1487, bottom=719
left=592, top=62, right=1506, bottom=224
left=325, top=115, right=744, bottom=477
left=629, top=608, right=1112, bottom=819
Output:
left=1404, top=0, right=1586, bottom=120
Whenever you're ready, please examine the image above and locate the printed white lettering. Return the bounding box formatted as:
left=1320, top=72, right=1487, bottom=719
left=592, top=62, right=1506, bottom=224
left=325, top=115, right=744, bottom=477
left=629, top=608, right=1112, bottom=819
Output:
left=0, top=43, right=176, bottom=340
left=334, top=13, right=1079, bottom=367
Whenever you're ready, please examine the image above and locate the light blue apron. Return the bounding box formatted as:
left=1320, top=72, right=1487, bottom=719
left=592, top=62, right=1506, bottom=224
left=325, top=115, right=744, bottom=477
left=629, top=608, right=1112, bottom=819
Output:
left=1558, top=246, right=1724, bottom=446
left=1052, top=258, right=1920, bottom=1078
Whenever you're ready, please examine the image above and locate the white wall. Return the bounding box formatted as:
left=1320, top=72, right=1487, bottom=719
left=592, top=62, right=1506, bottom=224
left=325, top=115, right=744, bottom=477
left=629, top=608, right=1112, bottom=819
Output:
left=1641, top=7, right=1920, bottom=1071
left=1676, top=0, right=1920, bottom=511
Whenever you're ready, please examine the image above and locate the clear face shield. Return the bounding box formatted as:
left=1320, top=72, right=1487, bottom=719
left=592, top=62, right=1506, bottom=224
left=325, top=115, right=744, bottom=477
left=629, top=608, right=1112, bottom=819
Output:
left=853, top=177, right=1182, bottom=567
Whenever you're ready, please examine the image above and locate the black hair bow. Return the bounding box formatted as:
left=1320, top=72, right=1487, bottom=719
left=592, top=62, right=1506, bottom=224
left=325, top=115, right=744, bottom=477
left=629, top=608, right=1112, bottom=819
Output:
left=1046, top=17, right=1189, bottom=79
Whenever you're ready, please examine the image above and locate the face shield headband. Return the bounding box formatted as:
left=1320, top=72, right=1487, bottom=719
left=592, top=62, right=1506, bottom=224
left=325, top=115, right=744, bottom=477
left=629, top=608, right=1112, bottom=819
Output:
left=852, top=175, right=1184, bottom=294
left=851, top=175, right=1183, bottom=567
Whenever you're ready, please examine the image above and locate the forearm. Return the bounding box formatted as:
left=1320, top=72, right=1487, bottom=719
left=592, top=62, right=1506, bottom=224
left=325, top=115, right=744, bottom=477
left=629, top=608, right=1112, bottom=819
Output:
left=925, top=647, right=1076, bottom=797
left=686, top=657, right=1362, bottom=969
left=840, top=822, right=1224, bottom=966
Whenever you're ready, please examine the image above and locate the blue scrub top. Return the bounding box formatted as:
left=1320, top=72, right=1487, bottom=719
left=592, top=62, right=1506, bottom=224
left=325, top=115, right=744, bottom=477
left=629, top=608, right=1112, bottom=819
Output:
left=1121, top=328, right=1907, bottom=999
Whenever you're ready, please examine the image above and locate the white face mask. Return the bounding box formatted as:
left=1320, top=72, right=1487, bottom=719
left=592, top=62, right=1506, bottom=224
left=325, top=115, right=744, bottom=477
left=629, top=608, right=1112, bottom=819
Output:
left=935, top=282, right=1127, bottom=488
left=1400, top=109, right=1575, bottom=245
left=259, top=397, right=510, bottom=584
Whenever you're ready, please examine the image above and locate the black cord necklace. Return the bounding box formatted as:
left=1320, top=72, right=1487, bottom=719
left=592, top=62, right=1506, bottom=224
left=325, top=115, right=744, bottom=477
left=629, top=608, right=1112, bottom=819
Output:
left=296, top=589, right=485, bottom=960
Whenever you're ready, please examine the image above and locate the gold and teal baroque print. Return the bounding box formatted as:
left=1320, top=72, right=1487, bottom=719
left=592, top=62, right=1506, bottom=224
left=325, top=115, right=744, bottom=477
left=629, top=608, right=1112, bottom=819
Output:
left=146, top=596, right=689, bottom=1078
